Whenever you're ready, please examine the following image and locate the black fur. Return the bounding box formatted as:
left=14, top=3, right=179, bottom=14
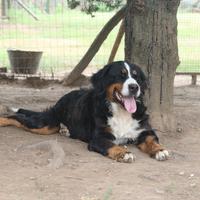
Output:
left=3, top=61, right=165, bottom=161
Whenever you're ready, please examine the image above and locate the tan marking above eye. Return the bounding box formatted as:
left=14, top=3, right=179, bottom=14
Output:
left=132, top=70, right=137, bottom=75
left=121, top=68, right=127, bottom=75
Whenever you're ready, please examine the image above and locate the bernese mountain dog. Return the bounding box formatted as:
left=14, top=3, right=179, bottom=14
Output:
left=0, top=61, right=169, bottom=163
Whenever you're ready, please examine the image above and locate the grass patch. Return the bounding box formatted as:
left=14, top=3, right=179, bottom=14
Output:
left=177, top=11, right=200, bottom=72
left=0, top=8, right=199, bottom=73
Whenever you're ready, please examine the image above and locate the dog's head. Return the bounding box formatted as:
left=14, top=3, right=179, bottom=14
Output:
left=91, top=61, right=147, bottom=113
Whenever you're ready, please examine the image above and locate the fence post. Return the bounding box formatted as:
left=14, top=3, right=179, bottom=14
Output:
left=7, top=0, right=10, bottom=9
left=45, top=0, right=50, bottom=14
left=1, top=0, right=6, bottom=17
left=192, top=74, right=197, bottom=85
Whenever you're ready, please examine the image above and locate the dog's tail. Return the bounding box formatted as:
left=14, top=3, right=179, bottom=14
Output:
left=0, top=107, right=60, bottom=135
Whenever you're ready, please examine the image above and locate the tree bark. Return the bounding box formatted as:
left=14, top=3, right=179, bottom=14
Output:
left=125, top=0, right=180, bottom=131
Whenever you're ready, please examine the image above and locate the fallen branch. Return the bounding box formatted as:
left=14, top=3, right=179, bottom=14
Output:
left=62, top=6, right=127, bottom=86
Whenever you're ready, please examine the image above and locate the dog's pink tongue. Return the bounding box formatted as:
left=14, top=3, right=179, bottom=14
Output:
left=123, top=97, right=137, bottom=113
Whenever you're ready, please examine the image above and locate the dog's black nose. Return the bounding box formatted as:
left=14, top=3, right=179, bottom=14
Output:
left=128, top=84, right=138, bottom=94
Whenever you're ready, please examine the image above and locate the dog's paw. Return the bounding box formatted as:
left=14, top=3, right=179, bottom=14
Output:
left=155, top=150, right=169, bottom=161
left=118, top=152, right=136, bottom=163
left=59, top=124, right=69, bottom=136
left=108, top=146, right=135, bottom=163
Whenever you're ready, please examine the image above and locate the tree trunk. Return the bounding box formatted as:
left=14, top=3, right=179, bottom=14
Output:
left=125, top=0, right=180, bottom=131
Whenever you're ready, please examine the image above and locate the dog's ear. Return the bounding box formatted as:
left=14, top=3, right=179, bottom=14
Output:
left=91, top=64, right=111, bottom=92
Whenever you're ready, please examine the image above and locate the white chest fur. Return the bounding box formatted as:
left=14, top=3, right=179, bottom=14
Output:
left=108, top=103, right=142, bottom=145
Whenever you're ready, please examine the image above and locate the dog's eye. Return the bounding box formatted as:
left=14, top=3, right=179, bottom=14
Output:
left=132, top=70, right=137, bottom=75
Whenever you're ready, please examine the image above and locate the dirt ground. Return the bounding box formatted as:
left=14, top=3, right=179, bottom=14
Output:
left=0, top=76, right=199, bottom=200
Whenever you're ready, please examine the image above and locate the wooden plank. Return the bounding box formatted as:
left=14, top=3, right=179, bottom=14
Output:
left=62, top=6, right=127, bottom=86
left=107, top=20, right=125, bottom=64
left=16, top=0, right=39, bottom=20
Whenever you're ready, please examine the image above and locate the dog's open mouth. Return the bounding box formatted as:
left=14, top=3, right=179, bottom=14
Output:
left=113, top=90, right=137, bottom=113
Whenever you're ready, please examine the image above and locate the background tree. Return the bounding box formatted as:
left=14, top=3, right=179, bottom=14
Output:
left=125, top=0, right=180, bottom=131
left=67, top=0, right=123, bottom=15
left=64, top=0, right=181, bottom=132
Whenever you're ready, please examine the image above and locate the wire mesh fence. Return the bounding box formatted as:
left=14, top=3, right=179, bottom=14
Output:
left=0, top=1, right=200, bottom=78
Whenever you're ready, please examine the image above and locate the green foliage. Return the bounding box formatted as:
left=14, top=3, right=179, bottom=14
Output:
left=67, top=0, right=124, bottom=15
left=67, top=0, right=80, bottom=9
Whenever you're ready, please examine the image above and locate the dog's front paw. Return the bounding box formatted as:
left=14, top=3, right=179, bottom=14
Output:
left=155, top=150, right=169, bottom=161
left=118, top=152, right=136, bottom=163
left=108, top=146, right=135, bottom=163
left=59, top=124, right=69, bottom=136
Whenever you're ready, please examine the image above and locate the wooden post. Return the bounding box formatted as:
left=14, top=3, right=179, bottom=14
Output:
left=192, top=74, right=197, bottom=85
left=16, top=0, right=39, bottom=20
left=1, top=0, right=6, bottom=17
left=45, top=0, right=50, bottom=14
left=107, top=20, right=125, bottom=64
left=7, top=0, right=11, bottom=9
